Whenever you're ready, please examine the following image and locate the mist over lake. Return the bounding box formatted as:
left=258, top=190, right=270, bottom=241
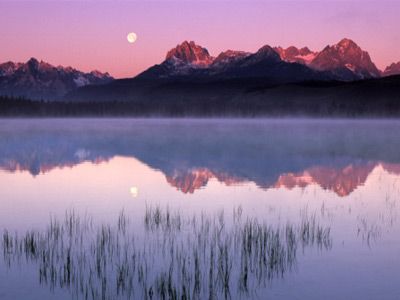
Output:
left=0, top=119, right=399, bottom=299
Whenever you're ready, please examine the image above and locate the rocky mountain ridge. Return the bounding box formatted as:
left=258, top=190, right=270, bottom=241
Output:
left=0, top=58, right=113, bottom=99
left=141, top=38, right=386, bottom=81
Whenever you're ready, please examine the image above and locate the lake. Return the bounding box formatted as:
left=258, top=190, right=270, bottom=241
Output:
left=0, top=119, right=399, bottom=300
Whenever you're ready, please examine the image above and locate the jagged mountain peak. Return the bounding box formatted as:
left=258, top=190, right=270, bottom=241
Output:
left=284, top=46, right=313, bottom=56
left=336, top=38, right=358, bottom=48
left=25, top=57, right=55, bottom=73
left=310, top=38, right=380, bottom=79
left=333, top=38, right=367, bottom=58
left=0, top=58, right=113, bottom=99
left=212, top=50, right=250, bottom=67
left=274, top=46, right=317, bottom=65
left=216, top=49, right=250, bottom=57
left=26, top=57, right=40, bottom=71
left=253, top=45, right=281, bottom=61
left=273, top=38, right=381, bottom=79
left=383, top=62, right=400, bottom=77
left=257, top=45, right=278, bottom=55
left=27, top=57, right=39, bottom=64
left=90, top=70, right=112, bottom=78
left=299, top=47, right=312, bottom=54
left=165, top=40, right=214, bottom=66
left=0, top=61, right=21, bottom=76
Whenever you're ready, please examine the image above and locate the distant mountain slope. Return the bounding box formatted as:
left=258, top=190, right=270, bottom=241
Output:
left=383, top=62, right=400, bottom=77
left=0, top=58, right=113, bottom=100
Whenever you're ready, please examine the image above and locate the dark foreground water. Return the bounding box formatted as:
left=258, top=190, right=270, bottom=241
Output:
left=0, top=119, right=399, bottom=299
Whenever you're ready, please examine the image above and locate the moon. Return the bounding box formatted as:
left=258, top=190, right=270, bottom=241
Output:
left=127, top=32, right=137, bottom=44
left=130, top=186, right=139, bottom=198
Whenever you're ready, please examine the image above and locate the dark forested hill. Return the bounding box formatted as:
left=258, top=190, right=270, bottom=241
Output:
left=2, top=75, right=400, bottom=117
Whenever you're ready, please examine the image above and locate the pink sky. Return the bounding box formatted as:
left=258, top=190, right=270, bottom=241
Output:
left=1, top=0, right=399, bottom=78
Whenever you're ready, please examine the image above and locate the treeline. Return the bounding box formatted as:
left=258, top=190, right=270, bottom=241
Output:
left=0, top=96, right=248, bottom=117
left=1, top=78, right=400, bottom=118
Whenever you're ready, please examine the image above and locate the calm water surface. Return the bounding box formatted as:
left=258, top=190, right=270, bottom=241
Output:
left=0, top=119, right=399, bottom=299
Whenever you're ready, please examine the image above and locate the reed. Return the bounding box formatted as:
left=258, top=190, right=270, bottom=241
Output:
left=3, top=206, right=332, bottom=300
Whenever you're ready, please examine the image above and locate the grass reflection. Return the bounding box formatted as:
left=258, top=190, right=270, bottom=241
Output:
left=3, top=206, right=331, bottom=299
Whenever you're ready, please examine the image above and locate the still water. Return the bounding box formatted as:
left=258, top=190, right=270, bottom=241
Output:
left=0, top=119, right=399, bottom=299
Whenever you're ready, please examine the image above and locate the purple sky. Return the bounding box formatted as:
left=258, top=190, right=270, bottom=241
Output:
left=1, top=0, right=399, bottom=78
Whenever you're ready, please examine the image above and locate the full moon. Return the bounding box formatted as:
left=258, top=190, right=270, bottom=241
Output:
left=127, top=32, right=137, bottom=44
left=130, top=186, right=139, bottom=198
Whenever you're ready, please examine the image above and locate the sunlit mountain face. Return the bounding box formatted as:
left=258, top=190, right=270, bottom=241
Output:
left=1, top=119, right=400, bottom=197
left=59, top=39, right=400, bottom=117
left=383, top=62, right=400, bottom=76
left=139, top=38, right=380, bottom=81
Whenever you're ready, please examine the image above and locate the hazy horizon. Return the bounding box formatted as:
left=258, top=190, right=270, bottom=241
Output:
left=1, top=0, right=399, bottom=78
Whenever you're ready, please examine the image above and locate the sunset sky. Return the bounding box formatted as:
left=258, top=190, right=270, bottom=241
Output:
left=1, top=0, right=399, bottom=78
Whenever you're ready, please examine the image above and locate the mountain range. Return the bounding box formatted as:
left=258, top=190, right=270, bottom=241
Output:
left=62, top=38, right=400, bottom=109
left=1, top=38, right=400, bottom=116
left=137, top=40, right=328, bottom=82
left=138, top=38, right=383, bottom=82
left=0, top=58, right=113, bottom=99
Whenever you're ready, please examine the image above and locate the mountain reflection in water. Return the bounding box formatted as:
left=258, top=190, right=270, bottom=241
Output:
left=1, top=119, right=400, bottom=197
left=1, top=119, right=400, bottom=300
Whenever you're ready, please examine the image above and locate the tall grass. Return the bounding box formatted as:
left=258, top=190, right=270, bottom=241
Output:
left=3, top=206, right=331, bottom=299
